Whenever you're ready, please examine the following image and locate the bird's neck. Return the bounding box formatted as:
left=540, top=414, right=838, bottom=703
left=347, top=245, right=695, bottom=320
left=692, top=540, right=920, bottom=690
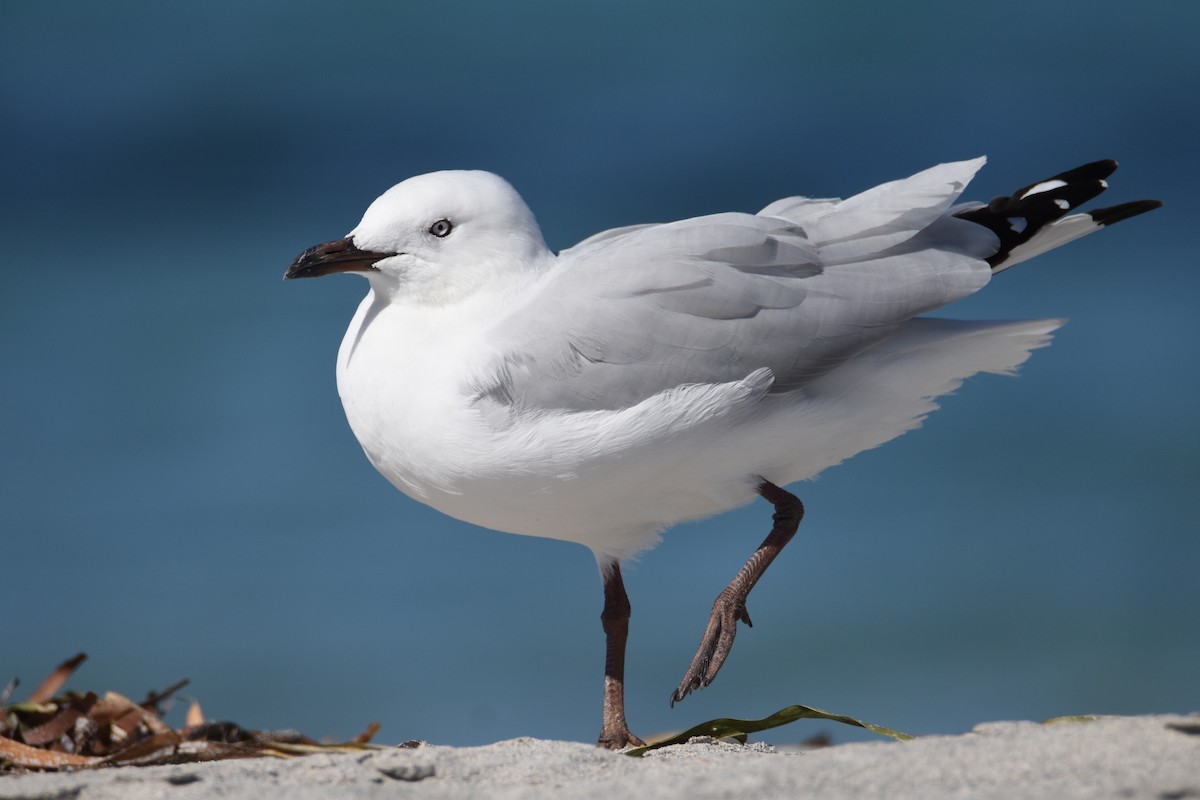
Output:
left=365, top=249, right=554, bottom=309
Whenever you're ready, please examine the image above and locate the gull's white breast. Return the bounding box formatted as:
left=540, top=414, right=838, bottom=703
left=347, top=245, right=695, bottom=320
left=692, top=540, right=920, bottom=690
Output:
left=335, top=278, right=1059, bottom=562
left=334, top=287, right=780, bottom=560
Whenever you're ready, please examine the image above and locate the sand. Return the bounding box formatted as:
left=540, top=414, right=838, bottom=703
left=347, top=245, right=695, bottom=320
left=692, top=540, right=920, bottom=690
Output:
left=2, top=714, right=1197, bottom=799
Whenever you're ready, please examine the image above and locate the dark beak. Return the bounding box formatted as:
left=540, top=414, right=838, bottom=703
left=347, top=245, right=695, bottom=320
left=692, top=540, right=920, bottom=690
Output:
left=284, top=237, right=394, bottom=280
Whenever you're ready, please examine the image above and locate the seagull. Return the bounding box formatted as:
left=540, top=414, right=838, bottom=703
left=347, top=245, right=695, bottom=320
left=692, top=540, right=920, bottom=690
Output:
left=285, top=157, right=1159, bottom=748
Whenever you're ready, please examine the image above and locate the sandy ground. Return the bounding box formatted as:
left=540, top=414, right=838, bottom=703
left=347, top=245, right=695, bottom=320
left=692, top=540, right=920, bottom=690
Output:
left=2, top=714, right=1197, bottom=799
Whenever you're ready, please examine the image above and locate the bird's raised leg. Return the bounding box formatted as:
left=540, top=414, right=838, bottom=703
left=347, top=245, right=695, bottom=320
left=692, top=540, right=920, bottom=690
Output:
left=597, top=561, right=645, bottom=749
left=672, top=480, right=804, bottom=705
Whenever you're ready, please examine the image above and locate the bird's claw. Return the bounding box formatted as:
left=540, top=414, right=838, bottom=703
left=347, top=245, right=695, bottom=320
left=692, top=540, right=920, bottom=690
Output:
left=671, top=594, right=747, bottom=705
left=597, top=724, right=646, bottom=750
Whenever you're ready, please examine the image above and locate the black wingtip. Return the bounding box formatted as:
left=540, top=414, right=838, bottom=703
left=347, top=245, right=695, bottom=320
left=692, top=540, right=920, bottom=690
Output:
left=1051, top=159, right=1119, bottom=185
left=1089, top=199, right=1163, bottom=226
left=1005, top=159, right=1119, bottom=204
left=957, top=159, right=1159, bottom=270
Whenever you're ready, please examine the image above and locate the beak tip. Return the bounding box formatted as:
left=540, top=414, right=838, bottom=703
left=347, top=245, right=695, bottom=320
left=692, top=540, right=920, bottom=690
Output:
left=283, top=238, right=389, bottom=281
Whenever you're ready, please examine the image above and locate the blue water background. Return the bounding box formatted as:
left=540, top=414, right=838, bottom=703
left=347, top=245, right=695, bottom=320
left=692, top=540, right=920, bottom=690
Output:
left=3, top=1, right=1197, bottom=746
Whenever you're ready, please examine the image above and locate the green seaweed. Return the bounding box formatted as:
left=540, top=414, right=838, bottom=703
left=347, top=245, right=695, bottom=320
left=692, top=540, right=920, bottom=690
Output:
left=626, top=703, right=912, bottom=756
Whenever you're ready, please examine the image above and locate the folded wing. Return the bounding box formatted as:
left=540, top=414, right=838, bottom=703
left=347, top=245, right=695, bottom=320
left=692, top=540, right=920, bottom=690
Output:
left=474, top=158, right=1000, bottom=412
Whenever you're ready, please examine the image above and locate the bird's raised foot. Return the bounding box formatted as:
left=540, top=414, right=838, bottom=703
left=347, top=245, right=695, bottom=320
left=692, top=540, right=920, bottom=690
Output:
left=670, top=592, right=751, bottom=705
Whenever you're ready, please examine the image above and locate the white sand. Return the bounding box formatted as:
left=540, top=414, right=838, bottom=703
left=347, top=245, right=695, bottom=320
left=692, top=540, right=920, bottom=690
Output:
left=2, top=714, right=1197, bottom=799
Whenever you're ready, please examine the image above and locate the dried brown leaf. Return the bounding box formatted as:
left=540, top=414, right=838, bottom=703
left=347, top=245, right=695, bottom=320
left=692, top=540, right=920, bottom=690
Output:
left=0, top=677, right=17, bottom=708
left=352, top=721, right=381, bottom=744
left=254, top=729, right=313, bottom=745
left=99, top=731, right=184, bottom=766
left=140, top=677, right=189, bottom=713
left=0, top=734, right=98, bottom=770
left=92, top=691, right=170, bottom=738
left=19, top=695, right=94, bottom=747
left=185, top=699, right=205, bottom=728
left=26, top=653, right=87, bottom=704
left=2, top=656, right=383, bottom=773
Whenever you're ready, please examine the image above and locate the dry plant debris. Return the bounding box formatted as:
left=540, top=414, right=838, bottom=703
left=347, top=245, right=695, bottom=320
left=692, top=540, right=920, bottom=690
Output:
left=1, top=654, right=381, bottom=773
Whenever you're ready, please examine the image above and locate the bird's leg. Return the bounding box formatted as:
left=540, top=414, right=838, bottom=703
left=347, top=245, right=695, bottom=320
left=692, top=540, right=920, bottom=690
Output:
left=597, top=561, right=645, bottom=749
left=672, top=480, right=804, bottom=705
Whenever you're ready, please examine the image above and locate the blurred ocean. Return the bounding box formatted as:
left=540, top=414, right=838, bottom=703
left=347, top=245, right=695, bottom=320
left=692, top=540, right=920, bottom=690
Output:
left=2, top=1, right=1197, bottom=746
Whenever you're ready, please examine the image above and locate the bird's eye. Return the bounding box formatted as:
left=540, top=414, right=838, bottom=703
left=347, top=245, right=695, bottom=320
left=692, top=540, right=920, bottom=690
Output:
left=429, top=219, right=454, bottom=238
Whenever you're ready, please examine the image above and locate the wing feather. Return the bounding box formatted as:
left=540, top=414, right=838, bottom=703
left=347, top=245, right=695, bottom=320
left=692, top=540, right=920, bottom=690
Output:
left=472, top=159, right=999, bottom=412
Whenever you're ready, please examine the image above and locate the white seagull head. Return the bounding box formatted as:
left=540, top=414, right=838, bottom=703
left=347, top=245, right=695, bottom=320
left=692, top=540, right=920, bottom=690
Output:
left=285, top=170, right=550, bottom=305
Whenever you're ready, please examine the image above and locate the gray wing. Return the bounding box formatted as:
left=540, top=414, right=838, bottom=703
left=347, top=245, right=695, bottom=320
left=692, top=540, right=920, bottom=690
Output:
left=474, top=158, right=1000, bottom=412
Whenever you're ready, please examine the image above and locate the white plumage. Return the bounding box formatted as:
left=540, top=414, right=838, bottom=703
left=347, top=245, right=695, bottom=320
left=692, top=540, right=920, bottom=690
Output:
left=286, top=156, right=1158, bottom=747
left=322, top=158, right=1036, bottom=560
